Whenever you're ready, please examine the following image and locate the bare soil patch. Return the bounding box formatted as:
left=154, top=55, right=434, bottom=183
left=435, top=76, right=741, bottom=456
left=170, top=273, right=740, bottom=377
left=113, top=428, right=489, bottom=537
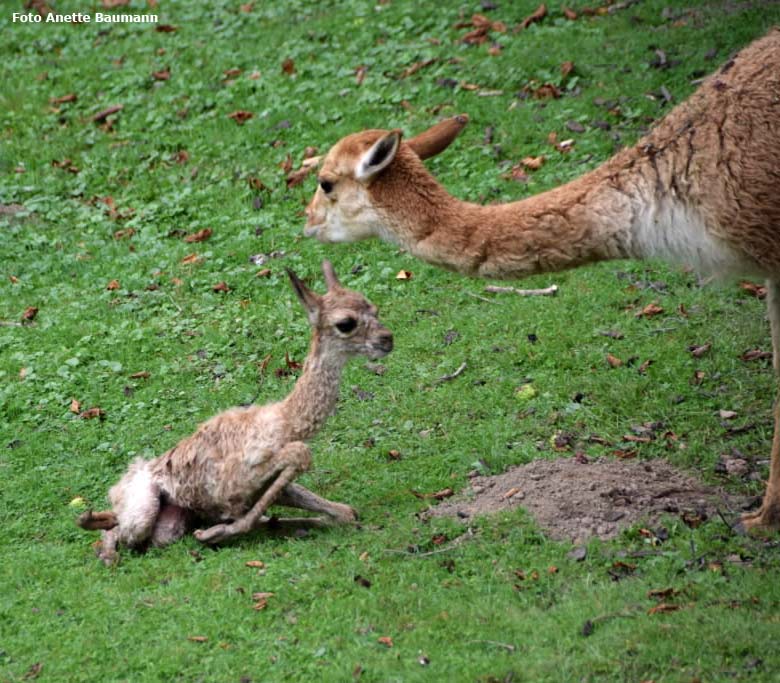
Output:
left=426, top=457, right=750, bottom=543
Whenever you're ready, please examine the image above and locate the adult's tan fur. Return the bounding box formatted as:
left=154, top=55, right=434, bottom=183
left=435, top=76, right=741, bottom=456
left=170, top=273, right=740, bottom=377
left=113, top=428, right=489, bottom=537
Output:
left=77, top=261, right=394, bottom=564
left=304, top=30, right=780, bottom=531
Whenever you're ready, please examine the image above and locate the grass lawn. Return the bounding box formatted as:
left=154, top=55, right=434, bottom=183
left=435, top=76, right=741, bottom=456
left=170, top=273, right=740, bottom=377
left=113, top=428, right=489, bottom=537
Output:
left=2, top=1, right=780, bottom=681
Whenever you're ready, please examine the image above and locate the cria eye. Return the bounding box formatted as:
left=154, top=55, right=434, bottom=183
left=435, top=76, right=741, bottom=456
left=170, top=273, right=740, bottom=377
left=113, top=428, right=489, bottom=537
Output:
left=319, top=179, right=334, bottom=194
left=335, top=318, right=357, bottom=333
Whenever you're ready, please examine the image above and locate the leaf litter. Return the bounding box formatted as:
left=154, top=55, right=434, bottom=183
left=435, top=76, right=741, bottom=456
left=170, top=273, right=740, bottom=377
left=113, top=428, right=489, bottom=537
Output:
left=425, top=457, right=747, bottom=543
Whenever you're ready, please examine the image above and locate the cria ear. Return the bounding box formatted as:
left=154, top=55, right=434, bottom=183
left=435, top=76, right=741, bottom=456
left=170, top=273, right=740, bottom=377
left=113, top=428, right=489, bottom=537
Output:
left=355, top=130, right=401, bottom=182
left=286, top=269, right=321, bottom=325
left=321, top=259, right=341, bottom=291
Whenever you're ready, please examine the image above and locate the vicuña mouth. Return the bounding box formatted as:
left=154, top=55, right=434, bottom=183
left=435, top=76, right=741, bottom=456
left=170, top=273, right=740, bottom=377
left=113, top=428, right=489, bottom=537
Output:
left=303, top=223, right=323, bottom=238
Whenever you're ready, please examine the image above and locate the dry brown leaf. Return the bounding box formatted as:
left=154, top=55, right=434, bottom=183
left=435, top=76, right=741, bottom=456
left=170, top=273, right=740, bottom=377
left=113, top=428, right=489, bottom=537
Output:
left=184, top=228, right=213, bottom=243
left=227, top=110, right=253, bottom=125
left=560, top=61, right=575, bottom=78
left=113, top=227, right=135, bottom=240
left=637, top=359, right=653, bottom=374
left=502, top=487, right=521, bottom=500
left=519, top=3, right=547, bottom=30
left=180, top=253, right=201, bottom=265
left=187, top=635, right=208, bottom=642
left=19, top=367, right=28, bottom=380
left=395, top=270, right=413, bottom=280
left=399, top=58, right=437, bottom=79
left=129, top=371, right=150, bottom=379
left=22, top=663, right=42, bottom=680
left=739, top=281, right=767, bottom=299
left=10, top=275, right=20, bottom=284
left=91, top=104, right=123, bottom=123
left=256, top=268, right=272, bottom=278
left=240, top=2, right=254, bottom=12
left=606, top=353, right=623, bottom=368
left=612, top=448, right=637, bottom=459
left=563, top=7, right=578, bottom=20
left=504, top=165, right=529, bottom=183
left=50, top=93, right=77, bottom=105
left=172, top=149, right=190, bottom=164
left=252, top=592, right=275, bottom=600
left=212, top=281, right=230, bottom=293
left=79, top=407, right=105, bottom=420
left=719, top=409, right=737, bottom=420
left=691, top=370, right=705, bottom=385
left=354, top=65, right=368, bottom=85
left=106, top=279, right=120, bottom=290
left=245, top=560, right=265, bottom=569
left=281, top=58, right=296, bottom=76
left=152, top=69, right=170, bottom=81
left=21, top=306, right=38, bottom=322
left=689, top=342, right=711, bottom=358
left=524, top=82, right=561, bottom=100
left=223, top=68, right=242, bottom=79
left=521, top=155, right=545, bottom=170
left=647, top=603, right=680, bottom=615
left=70, top=398, right=81, bottom=414
left=648, top=587, right=679, bottom=600
left=377, top=636, right=394, bottom=648
left=740, top=349, right=772, bottom=362
left=155, top=24, right=177, bottom=32
left=102, top=0, right=130, bottom=7
left=636, top=302, right=664, bottom=318
left=623, top=434, right=652, bottom=443
left=387, top=449, right=402, bottom=460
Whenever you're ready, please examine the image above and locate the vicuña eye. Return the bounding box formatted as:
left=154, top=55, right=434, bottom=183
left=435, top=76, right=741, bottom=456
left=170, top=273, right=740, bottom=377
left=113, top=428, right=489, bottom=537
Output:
left=335, top=318, right=357, bottom=333
left=319, top=179, right=334, bottom=194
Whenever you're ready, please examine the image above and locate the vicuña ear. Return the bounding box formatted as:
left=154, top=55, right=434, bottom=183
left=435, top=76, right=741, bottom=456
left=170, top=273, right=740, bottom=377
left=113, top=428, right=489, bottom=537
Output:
left=355, top=130, right=401, bottom=182
left=321, top=259, right=341, bottom=290
left=407, top=114, right=469, bottom=160
left=286, top=269, right=321, bottom=324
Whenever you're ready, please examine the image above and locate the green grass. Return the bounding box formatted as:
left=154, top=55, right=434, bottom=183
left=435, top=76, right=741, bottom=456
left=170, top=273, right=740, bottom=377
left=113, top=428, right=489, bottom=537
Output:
left=2, top=1, right=780, bottom=681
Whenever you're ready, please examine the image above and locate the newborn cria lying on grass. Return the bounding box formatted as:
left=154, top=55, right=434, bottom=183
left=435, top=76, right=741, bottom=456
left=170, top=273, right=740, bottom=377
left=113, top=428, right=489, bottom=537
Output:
left=77, top=260, right=393, bottom=565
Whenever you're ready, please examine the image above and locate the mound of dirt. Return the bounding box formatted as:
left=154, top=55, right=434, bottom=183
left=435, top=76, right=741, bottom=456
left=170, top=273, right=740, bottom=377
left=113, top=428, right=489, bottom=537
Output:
left=426, top=457, right=750, bottom=543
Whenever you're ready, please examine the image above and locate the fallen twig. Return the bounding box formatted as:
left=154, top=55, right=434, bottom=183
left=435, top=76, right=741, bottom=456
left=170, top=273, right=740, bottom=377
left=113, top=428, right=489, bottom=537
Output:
left=466, top=640, right=516, bottom=652
left=464, top=291, right=497, bottom=304
left=0, top=320, right=27, bottom=327
left=485, top=284, right=558, bottom=297
left=383, top=528, right=475, bottom=558
left=436, top=361, right=467, bottom=384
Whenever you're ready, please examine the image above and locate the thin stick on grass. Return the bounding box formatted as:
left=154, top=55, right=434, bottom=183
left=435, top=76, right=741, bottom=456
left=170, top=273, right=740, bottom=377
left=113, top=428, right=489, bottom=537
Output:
left=436, top=361, right=466, bottom=384
left=466, top=640, right=516, bottom=652
left=464, top=291, right=497, bottom=304
left=485, top=284, right=558, bottom=296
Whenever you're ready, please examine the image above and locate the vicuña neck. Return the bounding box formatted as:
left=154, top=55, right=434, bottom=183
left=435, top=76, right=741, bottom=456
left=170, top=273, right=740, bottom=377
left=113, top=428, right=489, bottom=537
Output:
left=375, top=148, right=660, bottom=280
left=281, top=335, right=347, bottom=442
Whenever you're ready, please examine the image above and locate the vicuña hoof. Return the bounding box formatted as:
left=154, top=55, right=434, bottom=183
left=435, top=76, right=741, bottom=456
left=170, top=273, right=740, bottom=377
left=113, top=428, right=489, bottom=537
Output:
left=739, top=502, right=780, bottom=534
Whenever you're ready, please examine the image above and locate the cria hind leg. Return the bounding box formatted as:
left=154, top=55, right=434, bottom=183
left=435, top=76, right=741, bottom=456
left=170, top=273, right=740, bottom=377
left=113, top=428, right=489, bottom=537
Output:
left=276, top=482, right=358, bottom=524
left=194, top=442, right=312, bottom=545
left=151, top=504, right=191, bottom=547
left=741, top=280, right=780, bottom=532
left=97, top=528, right=120, bottom=567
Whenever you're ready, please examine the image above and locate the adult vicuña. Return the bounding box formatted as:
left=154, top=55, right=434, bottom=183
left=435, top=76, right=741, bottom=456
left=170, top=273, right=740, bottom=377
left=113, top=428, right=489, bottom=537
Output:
left=77, top=261, right=393, bottom=564
left=304, top=30, right=780, bottom=531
